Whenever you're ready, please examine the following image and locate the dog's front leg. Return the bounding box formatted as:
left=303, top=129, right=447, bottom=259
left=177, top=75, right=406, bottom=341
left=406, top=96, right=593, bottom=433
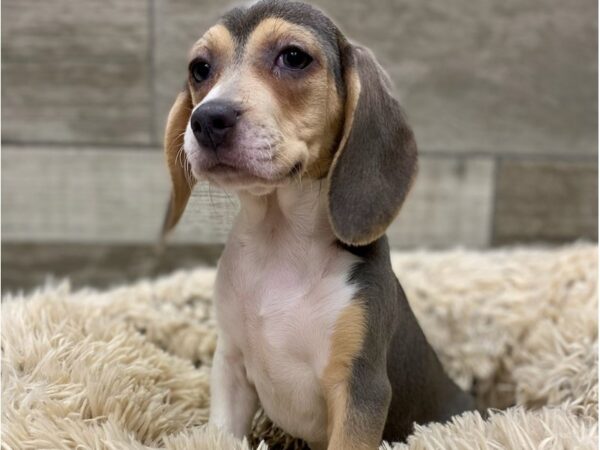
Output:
left=209, top=336, right=258, bottom=439
left=321, top=303, right=392, bottom=450
left=324, top=361, right=391, bottom=450
left=325, top=374, right=391, bottom=450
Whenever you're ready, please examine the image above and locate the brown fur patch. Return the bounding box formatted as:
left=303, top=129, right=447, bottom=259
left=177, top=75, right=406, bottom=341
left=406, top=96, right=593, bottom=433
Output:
left=190, top=24, right=234, bottom=59
left=321, top=301, right=367, bottom=449
left=189, top=24, right=236, bottom=105
left=162, top=89, right=195, bottom=236
left=244, top=18, right=321, bottom=61
left=325, top=66, right=361, bottom=221
left=242, top=18, right=344, bottom=180
left=327, top=68, right=361, bottom=179
left=304, top=76, right=345, bottom=179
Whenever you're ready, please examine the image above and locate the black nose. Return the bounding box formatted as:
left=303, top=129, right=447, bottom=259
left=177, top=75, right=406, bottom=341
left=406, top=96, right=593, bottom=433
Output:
left=190, top=101, right=239, bottom=150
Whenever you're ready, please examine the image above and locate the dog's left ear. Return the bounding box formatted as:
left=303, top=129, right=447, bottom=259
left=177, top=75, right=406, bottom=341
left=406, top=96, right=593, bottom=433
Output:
left=327, top=43, right=418, bottom=247
left=161, top=88, right=195, bottom=238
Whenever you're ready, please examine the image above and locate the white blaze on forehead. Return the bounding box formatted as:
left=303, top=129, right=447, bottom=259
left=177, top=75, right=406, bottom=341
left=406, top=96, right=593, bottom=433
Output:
left=199, top=83, right=225, bottom=106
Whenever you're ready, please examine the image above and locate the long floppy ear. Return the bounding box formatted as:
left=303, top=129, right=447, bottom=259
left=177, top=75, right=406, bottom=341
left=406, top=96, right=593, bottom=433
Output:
left=161, top=88, right=195, bottom=238
left=327, top=43, right=418, bottom=246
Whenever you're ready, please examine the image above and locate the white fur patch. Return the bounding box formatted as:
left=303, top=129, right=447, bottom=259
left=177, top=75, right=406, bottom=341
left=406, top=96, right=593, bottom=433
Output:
left=212, top=181, right=360, bottom=444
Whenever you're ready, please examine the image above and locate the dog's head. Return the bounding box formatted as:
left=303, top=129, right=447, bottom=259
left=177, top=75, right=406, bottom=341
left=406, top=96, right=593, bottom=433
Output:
left=163, top=0, right=417, bottom=246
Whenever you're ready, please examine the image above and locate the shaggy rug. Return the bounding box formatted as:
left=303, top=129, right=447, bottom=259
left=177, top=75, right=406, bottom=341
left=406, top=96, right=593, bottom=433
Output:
left=2, top=244, right=598, bottom=449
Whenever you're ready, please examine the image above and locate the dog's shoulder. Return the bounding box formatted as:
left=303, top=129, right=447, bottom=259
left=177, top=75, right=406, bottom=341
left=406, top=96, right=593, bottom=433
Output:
left=340, top=235, right=402, bottom=332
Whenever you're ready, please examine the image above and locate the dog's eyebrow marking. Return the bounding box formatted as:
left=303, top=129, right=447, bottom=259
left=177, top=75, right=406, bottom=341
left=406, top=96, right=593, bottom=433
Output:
left=243, top=17, right=320, bottom=63
left=190, top=24, right=235, bottom=61
left=220, top=0, right=344, bottom=92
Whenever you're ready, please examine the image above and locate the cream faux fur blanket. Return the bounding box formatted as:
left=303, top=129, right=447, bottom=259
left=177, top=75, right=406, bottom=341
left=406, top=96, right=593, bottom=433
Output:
left=2, top=244, right=598, bottom=449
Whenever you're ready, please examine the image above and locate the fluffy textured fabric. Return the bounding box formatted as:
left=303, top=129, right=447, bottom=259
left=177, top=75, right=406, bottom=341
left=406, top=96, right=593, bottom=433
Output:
left=2, top=244, right=598, bottom=449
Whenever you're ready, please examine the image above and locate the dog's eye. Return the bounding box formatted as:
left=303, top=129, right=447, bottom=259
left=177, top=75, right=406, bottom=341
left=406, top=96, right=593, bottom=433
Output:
left=278, top=47, right=313, bottom=70
left=190, top=60, right=211, bottom=82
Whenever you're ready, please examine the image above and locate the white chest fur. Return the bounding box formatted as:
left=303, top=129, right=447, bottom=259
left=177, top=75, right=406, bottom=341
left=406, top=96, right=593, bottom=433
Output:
left=213, top=182, right=359, bottom=443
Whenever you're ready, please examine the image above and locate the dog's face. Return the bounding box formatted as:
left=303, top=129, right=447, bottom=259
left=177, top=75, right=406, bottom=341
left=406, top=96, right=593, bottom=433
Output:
left=164, top=0, right=418, bottom=246
left=183, top=3, right=346, bottom=191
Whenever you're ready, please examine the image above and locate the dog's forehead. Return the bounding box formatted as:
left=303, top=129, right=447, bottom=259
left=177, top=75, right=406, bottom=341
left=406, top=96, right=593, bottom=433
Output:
left=218, top=0, right=344, bottom=84
left=221, top=0, right=338, bottom=44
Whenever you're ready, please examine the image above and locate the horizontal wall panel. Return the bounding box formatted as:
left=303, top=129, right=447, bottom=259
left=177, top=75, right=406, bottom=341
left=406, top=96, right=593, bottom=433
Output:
left=1, top=0, right=152, bottom=145
left=2, top=147, right=494, bottom=248
left=390, top=157, right=495, bottom=248
left=493, top=160, right=598, bottom=245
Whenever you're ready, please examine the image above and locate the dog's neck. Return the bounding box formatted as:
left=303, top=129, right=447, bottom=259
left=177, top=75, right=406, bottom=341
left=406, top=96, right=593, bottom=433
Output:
left=233, top=179, right=335, bottom=245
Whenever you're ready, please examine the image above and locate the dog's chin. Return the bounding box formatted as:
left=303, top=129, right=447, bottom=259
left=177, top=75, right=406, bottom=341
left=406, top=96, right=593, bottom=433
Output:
left=193, top=161, right=300, bottom=193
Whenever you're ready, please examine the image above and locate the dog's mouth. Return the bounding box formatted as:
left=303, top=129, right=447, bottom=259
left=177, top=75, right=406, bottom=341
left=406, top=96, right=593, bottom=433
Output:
left=201, top=160, right=304, bottom=188
left=205, top=163, right=264, bottom=183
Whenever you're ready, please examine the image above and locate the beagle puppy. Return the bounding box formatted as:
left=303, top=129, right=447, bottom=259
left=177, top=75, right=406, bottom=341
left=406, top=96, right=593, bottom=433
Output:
left=162, top=1, right=475, bottom=448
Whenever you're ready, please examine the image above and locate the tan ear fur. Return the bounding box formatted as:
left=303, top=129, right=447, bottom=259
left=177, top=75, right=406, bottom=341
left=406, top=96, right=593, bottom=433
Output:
left=327, top=42, right=418, bottom=247
left=161, top=88, right=195, bottom=238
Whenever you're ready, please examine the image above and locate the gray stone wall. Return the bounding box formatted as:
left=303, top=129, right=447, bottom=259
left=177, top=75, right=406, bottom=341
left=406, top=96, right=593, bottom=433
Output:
left=3, top=0, right=598, bottom=249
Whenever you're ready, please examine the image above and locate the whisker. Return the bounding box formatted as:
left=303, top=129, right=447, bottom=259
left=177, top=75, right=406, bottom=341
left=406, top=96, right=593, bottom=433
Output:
left=175, top=146, right=185, bottom=167
left=207, top=182, right=216, bottom=211
left=168, top=130, right=188, bottom=151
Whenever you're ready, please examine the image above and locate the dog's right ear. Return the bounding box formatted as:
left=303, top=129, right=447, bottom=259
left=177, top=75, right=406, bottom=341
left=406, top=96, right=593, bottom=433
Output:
left=161, top=88, right=195, bottom=238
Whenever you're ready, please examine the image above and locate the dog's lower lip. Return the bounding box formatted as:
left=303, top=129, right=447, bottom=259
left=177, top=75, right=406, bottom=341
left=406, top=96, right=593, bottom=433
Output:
left=202, top=162, right=296, bottom=188
left=205, top=163, right=271, bottom=184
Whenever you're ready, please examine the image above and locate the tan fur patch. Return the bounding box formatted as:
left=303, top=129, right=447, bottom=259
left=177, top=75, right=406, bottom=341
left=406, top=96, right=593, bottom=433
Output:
left=304, top=76, right=345, bottom=179
left=327, top=68, right=361, bottom=177
left=325, top=67, right=362, bottom=243
left=244, top=18, right=320, bottom=59
left=189, top=24, right=236, bottom=105
left=190, top=24, right=234, bottom=59
left=321, top=301, right=367, bottom=449
left=242, top=18, right=345, bottom=180
left=162, top=89, right=195, bottom=235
